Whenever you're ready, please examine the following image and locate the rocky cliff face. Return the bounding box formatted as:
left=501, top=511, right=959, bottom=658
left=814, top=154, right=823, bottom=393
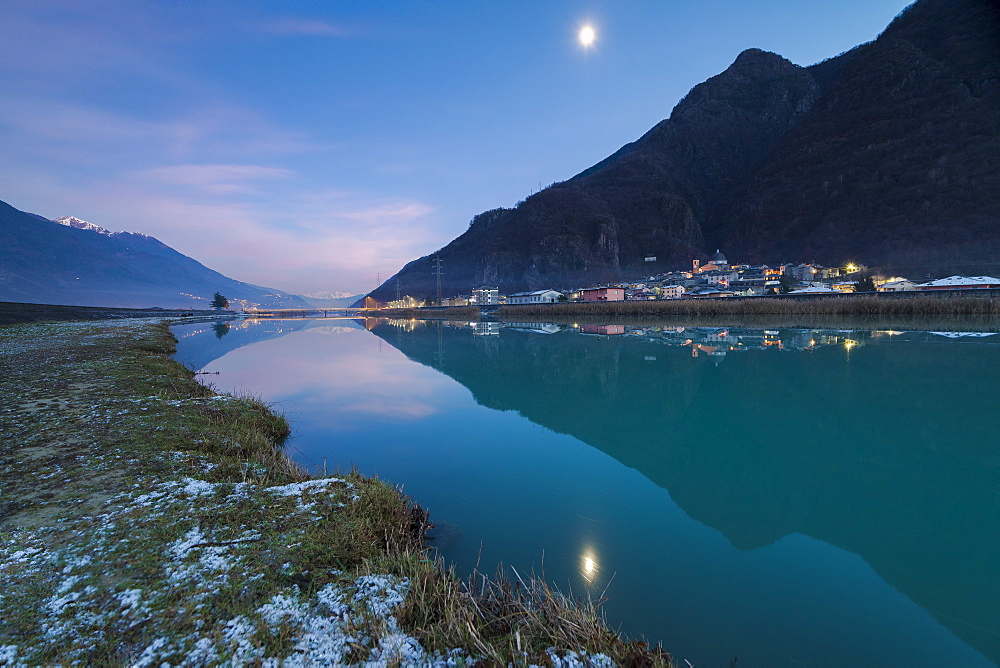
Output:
left=372, top=0, right=999, bottom=301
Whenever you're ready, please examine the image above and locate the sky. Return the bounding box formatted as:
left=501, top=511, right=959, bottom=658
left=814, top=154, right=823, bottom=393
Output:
left=2, top=0, right=913, bottom=297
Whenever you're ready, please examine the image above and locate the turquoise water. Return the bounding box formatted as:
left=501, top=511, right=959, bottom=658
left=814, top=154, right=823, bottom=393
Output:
left=173, top=317, right=1000, bottom=666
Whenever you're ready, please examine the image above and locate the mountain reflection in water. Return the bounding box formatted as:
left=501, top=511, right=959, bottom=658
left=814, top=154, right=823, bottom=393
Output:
left=172, top=316, right=999, bottom=666
left=367, top=318, right=999, bottom=664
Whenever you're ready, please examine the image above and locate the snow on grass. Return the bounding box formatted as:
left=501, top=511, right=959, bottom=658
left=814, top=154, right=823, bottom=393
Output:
left=0, top=468, right=467, bottom=665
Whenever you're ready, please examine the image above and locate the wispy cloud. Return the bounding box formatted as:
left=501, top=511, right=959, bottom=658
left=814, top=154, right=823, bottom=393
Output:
left=262, top=18, right=354, bottom=38
left=136, top=164, right=295, bottom=194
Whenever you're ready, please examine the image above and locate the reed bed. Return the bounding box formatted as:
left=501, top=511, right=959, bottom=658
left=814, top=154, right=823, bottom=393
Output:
left=501, top=295, right=1000, bottom=318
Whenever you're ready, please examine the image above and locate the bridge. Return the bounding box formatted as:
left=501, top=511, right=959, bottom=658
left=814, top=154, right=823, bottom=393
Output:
left=242, top=307, right=375, bottom=318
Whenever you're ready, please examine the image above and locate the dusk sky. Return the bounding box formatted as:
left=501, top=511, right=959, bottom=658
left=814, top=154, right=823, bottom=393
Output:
left=3, top=0, right=912, bottom=297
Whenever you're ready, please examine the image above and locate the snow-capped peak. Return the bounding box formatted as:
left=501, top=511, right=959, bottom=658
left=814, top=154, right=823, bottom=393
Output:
left=55, top=216, right=116, bottom=235
left=304, top=291, right=358, bottom=300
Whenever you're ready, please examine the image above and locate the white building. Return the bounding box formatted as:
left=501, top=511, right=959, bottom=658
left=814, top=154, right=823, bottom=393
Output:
left=914, top=276, right=1000, bottom=290
left=658, top=285, right=685, bottom=299
left=506, top=289, right=563, bottom=304
left=472, top=287, right=499, bottom=305
left=878, top=279, right=917, bottom=292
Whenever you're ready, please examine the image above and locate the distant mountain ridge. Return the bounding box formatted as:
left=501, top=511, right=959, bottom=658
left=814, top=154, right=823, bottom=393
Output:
left=0, top=199, right=309, bottom=309
left=370, top=0, right=1000, bottom=302
left=300, top=291, right=366, bottom=308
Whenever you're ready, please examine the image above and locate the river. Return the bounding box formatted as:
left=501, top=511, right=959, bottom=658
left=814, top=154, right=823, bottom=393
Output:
left=172, top=316, right=1000, bottom=666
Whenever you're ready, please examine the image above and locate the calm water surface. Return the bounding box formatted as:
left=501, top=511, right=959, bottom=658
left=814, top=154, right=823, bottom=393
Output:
left=172, top=317, right=1000, bottom=666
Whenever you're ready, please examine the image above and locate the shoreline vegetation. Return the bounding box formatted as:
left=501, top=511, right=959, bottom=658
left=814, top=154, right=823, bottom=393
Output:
left=499, top=294, right=1000, bottom=318
left=376, top=294, right=1000, bottom=326
left=0, top=317, right=669, bottom=665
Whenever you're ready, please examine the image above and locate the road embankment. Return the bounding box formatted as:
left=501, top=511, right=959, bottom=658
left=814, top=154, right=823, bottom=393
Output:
left=0, top=318, right=668, bottom=666
left=0, top=301, right=225, bottom=326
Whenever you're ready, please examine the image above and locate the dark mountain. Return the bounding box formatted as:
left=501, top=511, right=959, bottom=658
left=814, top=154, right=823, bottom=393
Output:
left=0, top=199, right=309, bottom=309
left=371, top=0, right=999, bottom=302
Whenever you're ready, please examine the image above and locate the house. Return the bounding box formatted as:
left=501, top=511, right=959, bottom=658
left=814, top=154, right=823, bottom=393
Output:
left=581, top=287, right=625, bottom=302
left=704, top=270, right=735, bottom=288
left=658, top=285, right=685, bottom=299
left=878, top=279, right=917, bottom=292
left=914, top=276, right=1000, bottom=290
left=472, top=287, right=499, bottom=305
left=580, top=324, right=625, bottom=335
left=506, top=289, right=563, bottom=304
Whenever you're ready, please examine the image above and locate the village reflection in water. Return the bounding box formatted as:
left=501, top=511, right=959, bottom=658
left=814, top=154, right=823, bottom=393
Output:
left=373, top=315, right=966, bottom=359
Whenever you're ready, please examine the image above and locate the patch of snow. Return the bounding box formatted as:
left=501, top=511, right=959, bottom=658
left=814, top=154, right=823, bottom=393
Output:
left=0, top=646, right=20, bottom=665
left=267, top=477, right=346, bottom=496
left=53, top=215, right=116, bottom=235
left=545, top=649, right=615, bottom=667
left=353, top=574, right=408, bottom=617
left=181, top=478, right=218, bottom=496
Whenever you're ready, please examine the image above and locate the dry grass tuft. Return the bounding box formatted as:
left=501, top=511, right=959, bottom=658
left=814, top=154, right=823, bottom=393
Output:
left=367, top=552, right=671, bottom=666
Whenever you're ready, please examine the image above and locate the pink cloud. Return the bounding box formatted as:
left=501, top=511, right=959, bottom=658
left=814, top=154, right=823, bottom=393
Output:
left=262, top=18, right=354, bottom=38
left=136, top=164, right=296, bottom=194
left=13, top=182, right=444, bottom=296
left=209, top=326, right=457, bottom=423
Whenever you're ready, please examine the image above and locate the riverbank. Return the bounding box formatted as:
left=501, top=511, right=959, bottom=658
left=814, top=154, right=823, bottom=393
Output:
left=0, top=318, right=668, bottom=665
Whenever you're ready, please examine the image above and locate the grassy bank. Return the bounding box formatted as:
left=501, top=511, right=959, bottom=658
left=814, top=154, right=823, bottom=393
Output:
left=0, top=319, right=667, bottom=665
left=501, top=294, right=1000, bottom=318
left=0, top=300, right=221, bottom=326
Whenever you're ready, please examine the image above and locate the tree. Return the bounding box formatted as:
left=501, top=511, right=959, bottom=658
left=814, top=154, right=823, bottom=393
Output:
left=210, top=292, right=229, bottom=310
left=854, top=275, right=877, bottom=293
left=778, top=273, right=796, bottom=294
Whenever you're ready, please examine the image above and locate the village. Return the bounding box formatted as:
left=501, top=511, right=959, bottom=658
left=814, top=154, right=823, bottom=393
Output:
left=384, top=250, right=1000, bottom=308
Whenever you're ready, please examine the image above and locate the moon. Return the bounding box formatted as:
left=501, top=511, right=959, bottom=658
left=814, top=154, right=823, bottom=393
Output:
left=579, top=25, right=595, bottom=47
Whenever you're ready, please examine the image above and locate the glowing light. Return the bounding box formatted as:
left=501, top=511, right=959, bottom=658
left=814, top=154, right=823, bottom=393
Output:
left=579, top=25, right=595, bottom=47
left=844, top=339, right=857, bottom=351
left=846, top=263, right=858, bottom=273
left=579, top=549, right=599, bottom=583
